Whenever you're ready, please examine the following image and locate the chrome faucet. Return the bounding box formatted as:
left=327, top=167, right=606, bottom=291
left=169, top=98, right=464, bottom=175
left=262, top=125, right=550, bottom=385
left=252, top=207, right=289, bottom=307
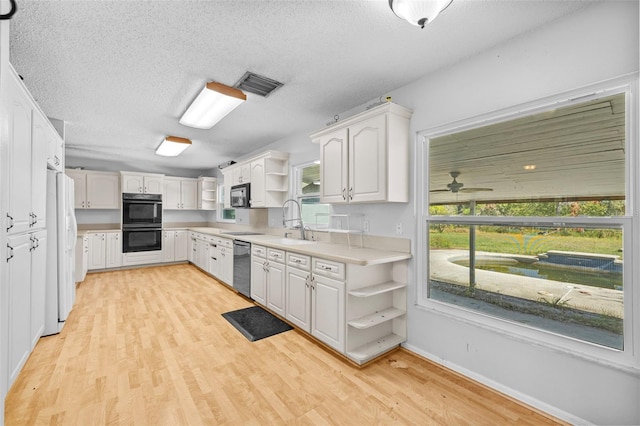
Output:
left=282, top=198, right=306, bottom=240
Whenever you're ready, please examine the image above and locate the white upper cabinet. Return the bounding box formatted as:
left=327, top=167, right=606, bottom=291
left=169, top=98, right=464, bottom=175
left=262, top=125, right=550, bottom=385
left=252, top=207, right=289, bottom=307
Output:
left=311, top=102, right=412, bottom=204
left=120, top=172, right=164, bottom=194
left=65, top=169, right=120, bottom=209
left=231, top=163, right=251, bottom=185
left=163, top=177, right=197, bottom=210
left=2, top=66, right=52, bottom=234
left=318, top=128, right=348, bottom=204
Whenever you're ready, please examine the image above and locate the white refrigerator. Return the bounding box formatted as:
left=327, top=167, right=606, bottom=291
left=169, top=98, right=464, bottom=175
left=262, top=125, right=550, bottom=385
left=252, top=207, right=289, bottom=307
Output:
left=44, top=170, right=77, bottom=336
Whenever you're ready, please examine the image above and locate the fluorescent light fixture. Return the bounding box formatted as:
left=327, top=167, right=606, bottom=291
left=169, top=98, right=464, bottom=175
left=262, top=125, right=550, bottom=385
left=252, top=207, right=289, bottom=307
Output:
left=523, top=164, right=537, bottom=171
left=389, top=0, right=453, bottom=28
left=179, top=82, right=247, bottom=129
left=156, top=136, right=192, bottom=157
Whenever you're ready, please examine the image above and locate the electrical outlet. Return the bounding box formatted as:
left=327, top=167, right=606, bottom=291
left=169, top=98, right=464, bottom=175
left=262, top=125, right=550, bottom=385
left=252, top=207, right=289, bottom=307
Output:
left=395, top=223, right=403, bottom=235
left=363, top=220, right=370, bottom=233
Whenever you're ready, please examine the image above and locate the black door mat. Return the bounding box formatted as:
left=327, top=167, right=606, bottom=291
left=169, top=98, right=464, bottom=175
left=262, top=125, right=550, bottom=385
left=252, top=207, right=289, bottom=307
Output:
left=222, top=306, right=293, bottom=342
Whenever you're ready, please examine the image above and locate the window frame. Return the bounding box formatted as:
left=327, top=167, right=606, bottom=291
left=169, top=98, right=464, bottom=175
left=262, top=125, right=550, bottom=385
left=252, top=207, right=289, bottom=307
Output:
left=416, top=76, right=639, bottom=371
left=292, top=160, right=329, bottom=229
left=216, top=182, right=236, bottom=223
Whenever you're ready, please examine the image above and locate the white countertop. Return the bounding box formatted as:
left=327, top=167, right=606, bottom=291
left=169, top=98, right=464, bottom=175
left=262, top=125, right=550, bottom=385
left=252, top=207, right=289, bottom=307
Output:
left=186, top=227, right=411, bottom=266
left=76, top=226, right=411, bottom=266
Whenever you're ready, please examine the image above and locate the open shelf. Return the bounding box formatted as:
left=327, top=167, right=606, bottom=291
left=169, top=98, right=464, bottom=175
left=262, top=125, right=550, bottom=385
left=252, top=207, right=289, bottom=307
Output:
left=349, top=281, right=406, bottom=297
left=347, top=333, right=405, bottom=363
left=348, top=307, right=405, bottom=329
left=266, top=171, right=288, bottom=176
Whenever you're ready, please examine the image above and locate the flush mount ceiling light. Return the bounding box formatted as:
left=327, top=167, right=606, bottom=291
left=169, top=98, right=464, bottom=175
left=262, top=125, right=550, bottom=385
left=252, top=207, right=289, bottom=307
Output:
left=179, top=82, right=247, bottom=129
left=155, top=136, right=192, bottom=157
left=389, top=0, right=453, bottom=28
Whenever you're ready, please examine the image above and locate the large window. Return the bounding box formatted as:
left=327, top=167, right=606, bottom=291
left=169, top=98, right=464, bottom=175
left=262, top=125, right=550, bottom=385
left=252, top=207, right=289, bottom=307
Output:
left=294, top=161, right=329, bottom=227
left=421, top=86, right=636, bottom=360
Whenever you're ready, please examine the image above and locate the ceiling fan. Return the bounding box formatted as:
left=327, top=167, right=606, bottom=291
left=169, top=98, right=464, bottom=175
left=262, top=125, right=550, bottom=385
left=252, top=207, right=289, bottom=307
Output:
left=430, top=171, right=493, bottom=193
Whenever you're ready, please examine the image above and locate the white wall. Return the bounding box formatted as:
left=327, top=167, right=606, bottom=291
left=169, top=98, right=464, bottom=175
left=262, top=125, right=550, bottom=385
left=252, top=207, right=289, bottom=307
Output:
left=242, top=2, right=640, bottom=424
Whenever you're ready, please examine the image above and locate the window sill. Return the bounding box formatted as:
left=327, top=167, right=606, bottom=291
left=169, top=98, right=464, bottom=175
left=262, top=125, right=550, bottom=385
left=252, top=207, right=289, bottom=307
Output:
left=414, top=299, right=640, bottom=376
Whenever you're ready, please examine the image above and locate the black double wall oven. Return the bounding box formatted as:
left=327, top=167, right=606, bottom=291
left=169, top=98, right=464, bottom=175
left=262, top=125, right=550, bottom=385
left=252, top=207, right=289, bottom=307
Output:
left=122, top=193, right=162, bottom=253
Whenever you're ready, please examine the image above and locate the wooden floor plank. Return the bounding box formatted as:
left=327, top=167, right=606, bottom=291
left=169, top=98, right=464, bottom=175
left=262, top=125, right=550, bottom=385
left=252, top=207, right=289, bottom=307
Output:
left=5, top=264, right=566, bottom=425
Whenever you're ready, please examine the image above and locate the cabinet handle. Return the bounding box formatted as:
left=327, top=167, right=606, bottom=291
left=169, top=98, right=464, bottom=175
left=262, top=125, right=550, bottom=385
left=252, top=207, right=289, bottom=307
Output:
left=310, top=275, right=315, bottom=290
left=6, top=244, right=14, bottom=262
left=32, top=213, right=37, bottom=225
left=342, top=188, right=346, bottom=200
left=87, top=201, right=91, bottom=208
left=82, top=201, right=85, bottom=208
left=181, top=203, right=184, bottom=208
left=6, top=213, right=13, bottom=231
left=349, top=187, right=353, bottom=200
left=305, top=274, right=310, bottom=288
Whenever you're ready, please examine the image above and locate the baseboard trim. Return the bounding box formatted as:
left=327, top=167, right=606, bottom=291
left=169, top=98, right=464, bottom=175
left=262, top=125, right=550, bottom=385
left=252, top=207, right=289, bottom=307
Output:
left=401, top=343, right=590, bottom=426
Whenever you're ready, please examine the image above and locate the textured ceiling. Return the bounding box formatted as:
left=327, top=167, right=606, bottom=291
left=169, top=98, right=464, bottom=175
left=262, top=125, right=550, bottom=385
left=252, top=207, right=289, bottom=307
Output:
left=9, top=0, right=598, bottom=173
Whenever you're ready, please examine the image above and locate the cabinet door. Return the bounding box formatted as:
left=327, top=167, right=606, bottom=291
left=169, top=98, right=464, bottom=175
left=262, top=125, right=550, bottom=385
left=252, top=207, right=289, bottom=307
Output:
left=250, top=158, right=265, bottom=208
left=180, top=179, right=198, bottom=209
left=30, top=114, right=48, bottom=230
left=267, top=261, right=286, bottom=317
left=208, top=242, right=219, bottom=276
left=319, top=128, right=349, bottom=204
left=348, top=114, right=387, bottom=203
left=86, top=173, right=120, bottom=209
left=87, top=233, right=106, bottom=270
left=7, top=234, right=32, bottom=387
left=5, top=73, right=33, bottom=234
left=188, top=234, right=196, bottom=263
left=222, top=171, right=232, bottom=209
left=163, top=178, right=181, bottom=209
left=30, top=230, right=47, bottom=348
left=163, top=230, right=175, bottom=262
left=311, top=274, right=345, bottom=352
left=144, top=176, right=163, bottom=194
left=251, top=256, right=267, bottom=306
left=121, top=174, right=143, bottom=193
left=66, top=170, right=87, bottom=209
left=174, top=231, right=188, bottom=261
left=222, top=246, right=234, bottom=286
left=285, top=267, right=311, bottom=332
left=105, top=233, right=122, bottom=268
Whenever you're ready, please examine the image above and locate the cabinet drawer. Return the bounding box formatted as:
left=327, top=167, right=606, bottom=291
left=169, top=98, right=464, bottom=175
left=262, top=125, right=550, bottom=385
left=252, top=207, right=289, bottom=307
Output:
left=313, top=258, right=345, bottom=280
left=252, top=245, right=266, bottom=258
left=267, top=248, right=285, bottom=263
left=286, top=252, right=311, bottom=270
left=216, top=237, right=233, bottom=248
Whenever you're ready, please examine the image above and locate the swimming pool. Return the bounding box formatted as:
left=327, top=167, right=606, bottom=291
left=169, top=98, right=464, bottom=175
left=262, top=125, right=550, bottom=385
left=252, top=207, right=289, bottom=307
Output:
left=452, top=257, right=622, bottom=290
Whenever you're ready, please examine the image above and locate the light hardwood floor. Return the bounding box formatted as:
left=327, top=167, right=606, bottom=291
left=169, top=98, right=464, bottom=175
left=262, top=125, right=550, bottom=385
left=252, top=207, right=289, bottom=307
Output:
left=6, top=264, right=565, bottom=425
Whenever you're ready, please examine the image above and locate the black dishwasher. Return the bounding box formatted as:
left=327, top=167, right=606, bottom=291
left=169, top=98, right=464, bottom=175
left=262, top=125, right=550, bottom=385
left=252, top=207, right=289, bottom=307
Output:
left=232, top=240, right=252, bottom=298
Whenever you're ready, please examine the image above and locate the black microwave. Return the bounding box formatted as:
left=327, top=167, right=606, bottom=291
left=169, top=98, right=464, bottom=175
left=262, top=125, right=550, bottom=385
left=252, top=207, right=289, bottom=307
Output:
left=230, top=183, right=251, bottom=208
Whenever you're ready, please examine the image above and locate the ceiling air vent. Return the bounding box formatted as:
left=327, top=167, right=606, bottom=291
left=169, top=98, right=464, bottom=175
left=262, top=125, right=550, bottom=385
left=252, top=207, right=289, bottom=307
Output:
left=234, top=71, right=283, bottom=98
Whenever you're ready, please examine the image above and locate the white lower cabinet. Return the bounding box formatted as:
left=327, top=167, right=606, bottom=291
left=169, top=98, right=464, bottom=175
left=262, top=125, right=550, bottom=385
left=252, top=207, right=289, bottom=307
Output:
left=285, top=254, right=345, bottom=352
left=216, top=237, right=233, bottom=286
left=251, top=246, right=285, bottom=317
left=87, top=232, right=106, bottom=270
left=163, top=230, right=175, bottom=262
left=164, top=230, right=188, bottom=262
left=87, top=231, right=121, bottom=270
left=75, top=234, right=89, bottom=282
left=105, top=232, right=122, bottom=269
left=29, top=230, right=47, bottom=350
left=187, top=232, right=233, bottom=286
left=6, top=230, right=47, bottom=389
left=251, top=245, right=267, bottom=305
left=285, top=252, right=407, bottom=364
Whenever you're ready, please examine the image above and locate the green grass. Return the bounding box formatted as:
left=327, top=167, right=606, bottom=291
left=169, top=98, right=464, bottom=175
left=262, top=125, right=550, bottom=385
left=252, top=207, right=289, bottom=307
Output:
left=429, top=230, right=623, bottom=258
